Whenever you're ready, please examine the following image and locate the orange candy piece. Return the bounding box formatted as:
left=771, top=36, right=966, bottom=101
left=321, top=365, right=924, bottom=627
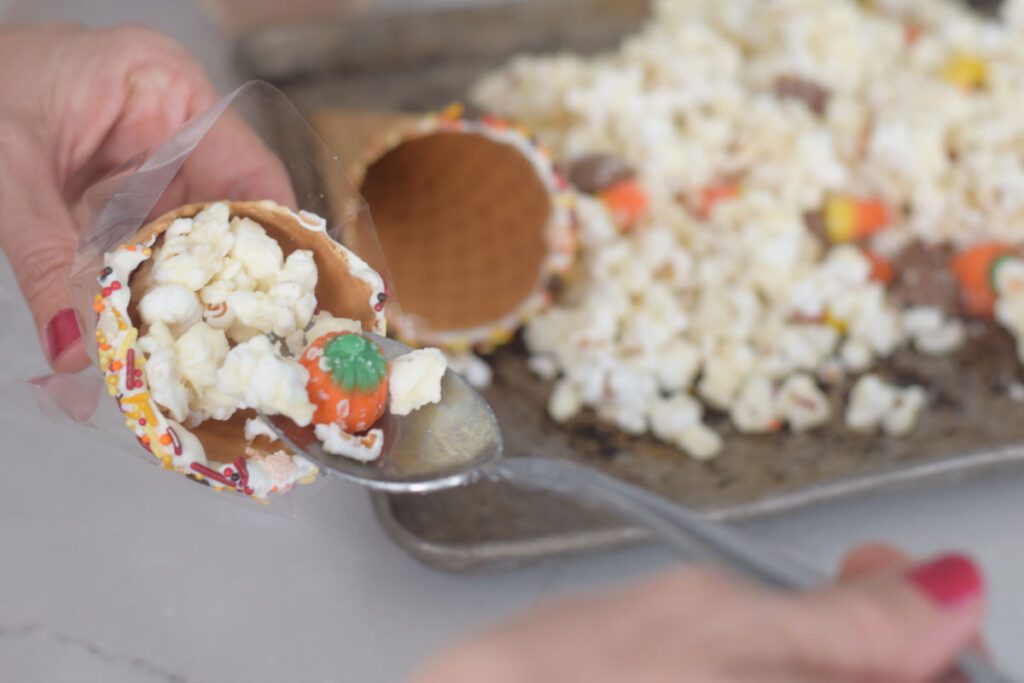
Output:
left=951, top=242, right=1014, bottom=318
left=599, top=179, right=648, bottom=229
left=300, top=332, right=390, bottom=433
left=863, top=249, right=894, bottom=285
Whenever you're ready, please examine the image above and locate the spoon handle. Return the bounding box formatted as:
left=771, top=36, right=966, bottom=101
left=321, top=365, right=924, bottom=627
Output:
left=487, top=455, right=1014, bottom=683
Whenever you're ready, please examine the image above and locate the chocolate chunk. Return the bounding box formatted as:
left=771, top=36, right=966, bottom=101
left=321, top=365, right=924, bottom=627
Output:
left=567, top=153, right=635, bottom=194
left=890, top=241, right=961, bottom=315
left=774, top=75, right=831, bottom=116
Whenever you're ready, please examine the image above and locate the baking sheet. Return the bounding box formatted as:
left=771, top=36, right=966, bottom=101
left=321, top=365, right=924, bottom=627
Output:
left=239, top=0, right=1024, bottom=572
left=370, top=328, right=1024, bottom=571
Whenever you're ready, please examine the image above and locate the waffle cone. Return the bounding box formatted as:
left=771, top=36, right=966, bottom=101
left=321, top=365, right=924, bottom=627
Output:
left=312, top=109, right=573, bottom=350
left=126, top=200, right=381, bottom=465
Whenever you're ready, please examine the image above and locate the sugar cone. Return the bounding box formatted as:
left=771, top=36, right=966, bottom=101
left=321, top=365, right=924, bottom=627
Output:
left=105, top=200, right=384, bottom=477
left=311, top=108, right=576, bottom=351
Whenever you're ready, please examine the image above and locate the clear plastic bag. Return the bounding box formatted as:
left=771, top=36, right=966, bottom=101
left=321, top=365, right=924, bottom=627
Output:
left=34, top=81, right=394, bottom=511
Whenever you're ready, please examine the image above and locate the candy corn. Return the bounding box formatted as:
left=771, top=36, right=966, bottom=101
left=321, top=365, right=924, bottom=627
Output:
left=301, top=332, right=389, bottom=433
left=951, top=242, right=1014, bottom=318
left=599, top=178, right=648, bottom=230
left=943, top=52, right=988, bottom=91
left=823, top=196, right=890, bottom=243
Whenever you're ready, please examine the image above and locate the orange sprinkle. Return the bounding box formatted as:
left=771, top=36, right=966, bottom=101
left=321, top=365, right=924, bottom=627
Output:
left=599, top=179, right=648, bottom=230
left=863, top=249, right=894, bottom=285
left=952, top=242, right=1014, bottom=318
left=93, top=301, right=105, bottom=313
left=141, top=434, right=150, bottom=445
left=159, top=434, right=172, bottom=446
left=905, top=24, right=923, bottom=45
left=699, top=184, right=740, bottom=218
left=99, top=343, right=111, bottom=351
left=109, top=360, right=122, bottom=371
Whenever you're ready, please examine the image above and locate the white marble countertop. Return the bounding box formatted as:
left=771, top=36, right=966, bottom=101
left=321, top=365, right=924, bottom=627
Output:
left=1, top=2, right=1023, bottom=681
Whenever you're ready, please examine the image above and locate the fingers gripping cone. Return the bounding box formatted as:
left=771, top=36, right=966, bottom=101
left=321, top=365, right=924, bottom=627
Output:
left=312, top=106, right=577, bottom=352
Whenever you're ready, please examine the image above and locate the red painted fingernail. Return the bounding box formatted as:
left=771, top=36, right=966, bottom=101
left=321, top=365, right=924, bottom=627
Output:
left=906, top=554, right=984, bottom=609
left=45, top=308, right=81, bottom=364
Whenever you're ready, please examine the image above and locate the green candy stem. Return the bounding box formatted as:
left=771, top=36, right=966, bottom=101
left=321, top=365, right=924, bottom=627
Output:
left=322, top=333, right=388, bottom=393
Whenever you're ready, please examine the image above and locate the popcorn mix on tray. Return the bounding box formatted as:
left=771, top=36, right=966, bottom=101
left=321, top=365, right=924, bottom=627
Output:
left=471, top=0, right=1024, bottom=460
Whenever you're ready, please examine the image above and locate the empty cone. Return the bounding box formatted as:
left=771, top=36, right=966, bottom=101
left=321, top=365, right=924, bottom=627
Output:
left=312, top=107, right=576, bottom=352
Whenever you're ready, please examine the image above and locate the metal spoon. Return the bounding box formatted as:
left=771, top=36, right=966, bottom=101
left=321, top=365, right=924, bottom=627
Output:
left=264, top=334, right=1012, bottom=683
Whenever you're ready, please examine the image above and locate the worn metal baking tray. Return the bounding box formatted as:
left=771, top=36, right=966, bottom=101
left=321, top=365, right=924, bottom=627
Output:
left=239, top=0, right=1024, bottom=572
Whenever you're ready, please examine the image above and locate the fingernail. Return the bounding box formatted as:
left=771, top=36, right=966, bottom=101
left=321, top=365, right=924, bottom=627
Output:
left=906, top=553, right=983, bottom=609
left=46, top=308, right=81, bottom=364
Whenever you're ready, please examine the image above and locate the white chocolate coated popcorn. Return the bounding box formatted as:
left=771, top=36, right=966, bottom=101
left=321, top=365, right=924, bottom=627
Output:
left=388, top=348, right=447, bottom=416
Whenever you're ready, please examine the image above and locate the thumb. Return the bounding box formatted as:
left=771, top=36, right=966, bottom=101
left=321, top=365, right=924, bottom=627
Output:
left=779, top=553, right=985, bottom=682
left=0, top=157, right=89, bottom=373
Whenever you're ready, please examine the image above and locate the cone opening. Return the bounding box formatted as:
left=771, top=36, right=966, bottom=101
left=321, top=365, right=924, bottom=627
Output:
left=360, top=131, right=552, bottom=334
left=125, top=201, right=381, bottom=467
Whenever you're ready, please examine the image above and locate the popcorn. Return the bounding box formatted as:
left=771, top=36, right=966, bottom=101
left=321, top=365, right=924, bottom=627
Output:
left=244, top=417, right=279, bottom=443
left=845, top=374, right=927, bottom=436
left=138, top=284, right=202, bottom=335
left=471, top=0, right=1024, bottom=457
left=229, top=216, right=284, bottom=288
left=677, top=423, right=723, bottom=461
left=649, top=393, right=702, bottom=442
left=548, top=380, right=583, bottom=423
left=388, top=348, right=447, bottom=416
left=777, top=374, right=831, bottom=433
left=730, top=376, right=779, bottom=434
left=314, top=423, right=384, bottom=462
left=216, top=334, right=314, bottom=427
left=903, top=306, right=965, bottom=356
left=174, top=322, right=229, bottom=396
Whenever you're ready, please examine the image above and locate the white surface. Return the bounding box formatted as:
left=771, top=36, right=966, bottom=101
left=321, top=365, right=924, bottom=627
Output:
left=1, top=2, right=1023, bottom=681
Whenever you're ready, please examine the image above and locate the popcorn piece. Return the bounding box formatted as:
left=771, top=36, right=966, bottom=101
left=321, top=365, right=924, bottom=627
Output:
left=698, top=344, right=754, bottom=410
left=244, top=417, right=279, bottom=443
left=174, top=322, right=229, bottom=395
left=846, top=374, right=896, bottom=432
left=138, top=284, right=202, bottom=335
left=389, top=348, right=447, bottom=416
left=217, top=335, right=314, bottom=426
left=152, top=206, right=234, bottom=290
left=648, top=393, right=702, bottom=443
left=730, top=377, right=779, bottom=434
left=304, top=313, right=362, bottom=348
left=314, top=423, right=384, bottom=462
left=777, top=373, right=830, bottom=433
left=548, top=379, right=583, bottom=423
left=229, top=216, right=284, bottom=288
left=677, top=423, right=723, bottom=461
left=527, top=354, right=559, bottom=382
left=840, top=339, right=872, bottom=372
left=903, top=306, right=965, bottom=356
left=845, top=374, right=927, bottom=436
left=883, top=385, right=928, bottom=437
left=654, top=339, right=701, bottom=391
